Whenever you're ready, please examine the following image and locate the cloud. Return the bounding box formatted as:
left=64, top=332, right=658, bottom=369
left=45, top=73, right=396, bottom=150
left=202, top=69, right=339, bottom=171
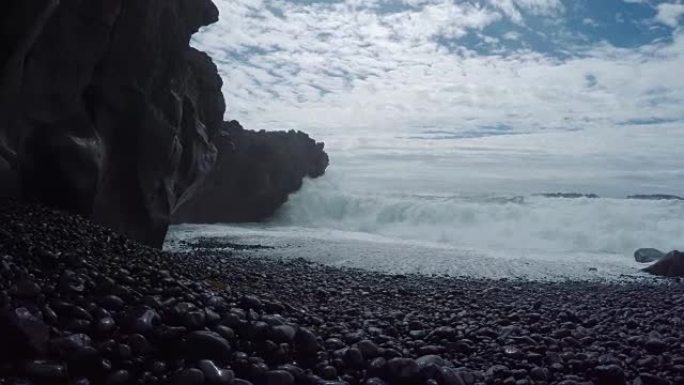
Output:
left=655, top=2, right=684, bottom=27
left=192, top=0, right=684, bottom=139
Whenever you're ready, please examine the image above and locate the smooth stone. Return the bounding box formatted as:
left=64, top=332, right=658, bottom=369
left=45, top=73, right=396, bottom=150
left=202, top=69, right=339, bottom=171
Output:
left=95, top=317, right=116, bottom=334
left=50, top=334, right=93, bottom=358
left=214, top=325, right=235, bottom=340
left=12, top=279, right=41, bottom=298
left=416, top=355, right=446, bottom=367
left=634, top=248, right=665, bottom=263
left=24, top=360, right=67, bottom=382
left=183, top=331, right=232, bottom=363
left=637, top=373, right=670, bottom=385
left=365, top=378, right=389, bottom=385
left=386, top=358, right=420, bottom=384
left=168, top=368, right=205, bottom=385
left=264, top=370, right=295, bottom=385
left=104, top=369, right=130, bottom=385
left=355, top=340, right=380, bottom=359
left=344, top=347, right=364, bottom=368
left=434, top=367, right=466, bottom=385
left=128, top=333, right=148, bottom=354
left=644, top=339, right=668, bottom=354
left=198, top=359, right=234, bottom=384
left=270, top=325, right=296, bottom=343
left=241, top=295, right=263, bottom=311
left=294, top=327, right=319, bottom=354
left=125, top=306, right=160, bottom=334
left=595, top=365, right=626, bottom=385
left=98, top=295, right=125, bottom=311
left=0, top=307, right=49, bottom=358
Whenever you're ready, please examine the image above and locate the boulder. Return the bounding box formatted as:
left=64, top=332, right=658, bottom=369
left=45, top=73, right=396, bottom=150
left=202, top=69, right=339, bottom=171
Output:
left=643, top=250, right=684, bottom=277
left=634, top=248, right=665, bottom=263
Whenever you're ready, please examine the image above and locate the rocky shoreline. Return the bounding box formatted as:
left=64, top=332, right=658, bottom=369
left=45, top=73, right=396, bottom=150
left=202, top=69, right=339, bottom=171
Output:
left=1, top=201, right=683, bottom=385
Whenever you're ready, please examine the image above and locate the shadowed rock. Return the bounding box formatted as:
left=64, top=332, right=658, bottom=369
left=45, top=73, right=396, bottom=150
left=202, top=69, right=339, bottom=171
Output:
left=173, top=120, right=329, bottom=224
left=0, top=0, right=225, bottom=247
left=643, top=250, right=684, bottom=277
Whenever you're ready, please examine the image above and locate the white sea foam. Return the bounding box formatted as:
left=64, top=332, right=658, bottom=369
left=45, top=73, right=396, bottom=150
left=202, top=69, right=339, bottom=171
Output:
left=167, top=178, right=683, bottom=280
left=274, top=178, right=684, bottom=257
left=167, top=128, right=684, bottom=281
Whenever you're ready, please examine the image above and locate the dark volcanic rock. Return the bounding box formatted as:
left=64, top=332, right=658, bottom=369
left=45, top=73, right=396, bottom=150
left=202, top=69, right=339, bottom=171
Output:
left=2, top=201, right=684, bottom=385
left=0, top=0, right=224, bottom=247
left=173, top=120, right=329, bottom=223
left=635, top=248, right=666, bottom=263
left=644, top=250, right=684, bottom=277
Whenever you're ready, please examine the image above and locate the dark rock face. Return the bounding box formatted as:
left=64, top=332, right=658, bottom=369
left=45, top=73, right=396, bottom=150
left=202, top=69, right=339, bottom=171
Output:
left=0, top=0, right=224, bottom=247
left=173, top=120, right=329, bottom=224
left=643, top=250, right=684, bottom=277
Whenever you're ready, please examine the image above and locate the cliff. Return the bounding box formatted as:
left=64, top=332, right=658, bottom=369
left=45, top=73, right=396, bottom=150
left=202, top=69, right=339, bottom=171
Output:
left=173, top=120, right=329, bottom=224
left=0, top=1, right=328, bottom=246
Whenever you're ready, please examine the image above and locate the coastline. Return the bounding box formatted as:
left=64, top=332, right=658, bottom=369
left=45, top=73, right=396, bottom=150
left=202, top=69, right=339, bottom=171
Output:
left=1, top=200, right=683, bottom=385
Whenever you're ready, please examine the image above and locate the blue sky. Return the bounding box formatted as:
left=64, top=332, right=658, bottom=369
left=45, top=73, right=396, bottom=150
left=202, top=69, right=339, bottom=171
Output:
left=193, top=0, right=684, bottom=136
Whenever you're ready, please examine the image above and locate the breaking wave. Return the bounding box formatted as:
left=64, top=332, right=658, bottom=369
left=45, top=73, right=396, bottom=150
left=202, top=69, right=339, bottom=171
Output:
left=273, top=178, right=684, bottom=256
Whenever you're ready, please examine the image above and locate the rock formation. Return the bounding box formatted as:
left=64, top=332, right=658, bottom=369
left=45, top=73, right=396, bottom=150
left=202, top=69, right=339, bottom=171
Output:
left=173, top=120, right=329, bottom=224
left=0, top=0, right=225, bottom=247
left=643, top=250, right=684, bottom=277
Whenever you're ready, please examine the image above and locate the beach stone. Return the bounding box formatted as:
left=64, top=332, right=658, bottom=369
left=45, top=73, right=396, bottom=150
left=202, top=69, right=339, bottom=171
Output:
left=0, top=307, right=49, bottom=359
left=386, top=358, right=420, bottom=384
left=645, top=338, right=668, bottom=354
left=637, top=373, right=670, bottom=385
left=635, top=248, right=665, bottom=263
left=50, top=334, right=93, bottom=358
left=294, top=327, right=319, bottom=353
left=264, top=370, right=295, bottom=385
left=169, top=368, right=205, bottom=385
left=98, top=295, right=125, bottom=311
left=356, top=340, right=380, bottom=358
left=124, top=306, right=160, bottom=334
left=183, top=331, right=232, bottom=363
left=595, top=365, right=626, bottom=385
left=198, top=359, right=234, bottom=384
left=241, top=295, right=263, bottom=311
left=270, top=325, right=296, bottom=343
left=11, top=279, right=41, bottom=298
left=24, top=360, right=68, bottom=383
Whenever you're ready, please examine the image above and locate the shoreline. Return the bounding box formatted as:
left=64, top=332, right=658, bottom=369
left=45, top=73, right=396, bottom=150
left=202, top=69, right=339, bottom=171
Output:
left=1, top=200, right=683, bottom=385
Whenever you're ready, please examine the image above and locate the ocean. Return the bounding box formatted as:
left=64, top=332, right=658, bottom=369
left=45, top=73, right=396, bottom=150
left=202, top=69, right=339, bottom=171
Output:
left=167, top=124, right=684, bottom=280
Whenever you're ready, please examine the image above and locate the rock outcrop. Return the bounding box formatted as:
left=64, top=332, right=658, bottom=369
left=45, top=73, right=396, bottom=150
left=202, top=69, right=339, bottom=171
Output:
left=173, top=120, right=329, bottom=224
left=0, top=0, right=225, bottom=247
left=643, top=250, right=684, bottom=277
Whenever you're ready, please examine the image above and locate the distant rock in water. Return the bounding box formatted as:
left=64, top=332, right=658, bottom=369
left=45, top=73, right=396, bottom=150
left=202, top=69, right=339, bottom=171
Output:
left=538, top=193, right=600, bottom=199
left=173, top=121, right=329, bottom=224
left=0, top=0, right=225, bottom=247
left=643, top=250, right=684, bottom=277
left=634, top=248, right=665, bottom=263
left=627, top=194, right=684, bottom=201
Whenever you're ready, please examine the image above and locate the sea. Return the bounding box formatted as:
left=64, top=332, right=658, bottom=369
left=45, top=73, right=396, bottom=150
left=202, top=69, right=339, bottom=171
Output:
left=166, top=125, right=684, bottom=281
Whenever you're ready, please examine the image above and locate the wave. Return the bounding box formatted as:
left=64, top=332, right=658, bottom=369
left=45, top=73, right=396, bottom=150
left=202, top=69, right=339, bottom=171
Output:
left=273, top=178, right=684, bottom=256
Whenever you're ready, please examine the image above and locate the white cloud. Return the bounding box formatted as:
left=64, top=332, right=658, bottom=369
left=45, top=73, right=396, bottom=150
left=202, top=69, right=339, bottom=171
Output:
left=192, top=0, right=684, bottom=142
left=488, top=0, right=563, bottom=24
left=655, top=2, right=684, bottom=27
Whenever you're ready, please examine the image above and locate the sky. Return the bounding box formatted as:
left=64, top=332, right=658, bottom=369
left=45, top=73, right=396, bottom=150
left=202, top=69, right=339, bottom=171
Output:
left=193, top=0, right=684, bottom=136
left=188, top=0, right=684, bottom=261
